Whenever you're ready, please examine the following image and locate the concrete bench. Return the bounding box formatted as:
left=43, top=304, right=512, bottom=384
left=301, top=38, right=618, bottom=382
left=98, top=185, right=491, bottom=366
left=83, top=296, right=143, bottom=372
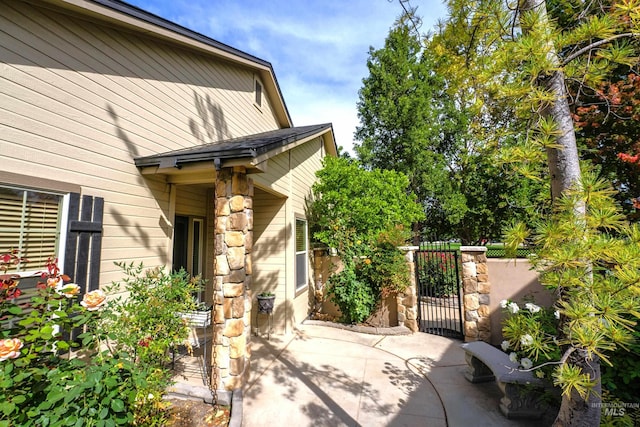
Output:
left=461, top=341, right=553, bottom=419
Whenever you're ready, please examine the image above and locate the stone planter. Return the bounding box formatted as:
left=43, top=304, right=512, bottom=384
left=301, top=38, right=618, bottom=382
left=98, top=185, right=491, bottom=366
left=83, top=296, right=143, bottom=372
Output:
left=256, top=295, right=275, bottom=314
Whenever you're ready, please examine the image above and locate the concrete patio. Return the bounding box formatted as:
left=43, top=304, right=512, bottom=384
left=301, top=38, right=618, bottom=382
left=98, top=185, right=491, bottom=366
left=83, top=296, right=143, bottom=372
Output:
left=243, top=322, right=552, bottom=427
left=168, top=321, right=555, bottom=426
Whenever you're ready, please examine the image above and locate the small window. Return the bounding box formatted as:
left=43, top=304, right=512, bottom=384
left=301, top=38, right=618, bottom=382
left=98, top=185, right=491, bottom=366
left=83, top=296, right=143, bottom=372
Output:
left=0, top=185, right=64, bottom=273
left=295, top=218, right=308, bottom=290
left=255, top=79, right=262, bottom=108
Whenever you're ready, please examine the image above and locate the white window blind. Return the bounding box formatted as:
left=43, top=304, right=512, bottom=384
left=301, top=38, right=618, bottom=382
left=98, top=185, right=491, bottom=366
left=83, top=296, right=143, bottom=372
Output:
left=0, top=186, right=63, bottom=272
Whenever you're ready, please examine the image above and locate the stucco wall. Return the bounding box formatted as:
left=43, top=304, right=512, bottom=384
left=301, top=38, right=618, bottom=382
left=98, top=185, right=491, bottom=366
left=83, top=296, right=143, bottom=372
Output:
left=487, top=258, right=555, bottom=345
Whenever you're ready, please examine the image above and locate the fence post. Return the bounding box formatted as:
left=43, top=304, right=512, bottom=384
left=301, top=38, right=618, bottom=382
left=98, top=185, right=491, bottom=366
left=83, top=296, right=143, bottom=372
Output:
left=398, top=246, right=419, bottom=332
left=460, top=246, right=491, bottom=342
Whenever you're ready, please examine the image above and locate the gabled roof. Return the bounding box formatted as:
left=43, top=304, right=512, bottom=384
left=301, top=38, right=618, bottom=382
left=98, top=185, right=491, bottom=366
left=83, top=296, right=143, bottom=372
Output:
left=135, top=124, right=336, bottom=175
left=46, top=0, right=292, bottom=127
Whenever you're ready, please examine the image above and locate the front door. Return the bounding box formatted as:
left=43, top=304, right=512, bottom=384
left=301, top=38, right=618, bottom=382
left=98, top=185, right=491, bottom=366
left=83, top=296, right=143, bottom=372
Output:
left=172, top=215, right=204, bottom=302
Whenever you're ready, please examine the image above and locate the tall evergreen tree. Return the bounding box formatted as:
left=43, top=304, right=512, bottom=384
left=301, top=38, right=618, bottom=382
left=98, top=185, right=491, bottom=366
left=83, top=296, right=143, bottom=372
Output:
left=356, top=12, right=540, bottom=243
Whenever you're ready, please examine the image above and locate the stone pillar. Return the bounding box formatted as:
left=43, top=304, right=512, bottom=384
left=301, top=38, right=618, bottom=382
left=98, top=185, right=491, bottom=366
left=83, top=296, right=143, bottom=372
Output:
left=397, top=246, right=418, bottom=332
left=461, top=246, right=491, bottom=342
left=213, top=166, right=253, bottom=390
left=312, top=248, right=327, bottom=314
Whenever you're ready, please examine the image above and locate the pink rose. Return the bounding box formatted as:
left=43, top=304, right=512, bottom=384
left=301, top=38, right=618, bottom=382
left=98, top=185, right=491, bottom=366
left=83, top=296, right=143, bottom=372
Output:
left=81, top=290, right=107, bottom=311
left=0, top=338, right=24, bottom=361
left=47, top=277, right=61, bottom=288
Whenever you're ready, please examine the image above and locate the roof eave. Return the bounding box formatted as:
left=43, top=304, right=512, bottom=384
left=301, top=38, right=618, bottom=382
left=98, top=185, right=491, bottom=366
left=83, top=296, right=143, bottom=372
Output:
left=134, top=124, right=336, bottom=175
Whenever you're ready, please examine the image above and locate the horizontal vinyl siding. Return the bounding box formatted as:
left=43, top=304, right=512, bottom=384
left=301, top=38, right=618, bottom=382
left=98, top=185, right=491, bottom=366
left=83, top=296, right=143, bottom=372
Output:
left=251, top=188, right=287, bottom=333
left=251, top=151, right=291, bottom=196
left=0, top=1, right=280, bottom=288
left=289, top=139, right=324, bottom=326
left=290, top=138, right=324, bottom=215
left=175, top=186, right=208, bottom=217
left=251, top=137, right=327, bottom=332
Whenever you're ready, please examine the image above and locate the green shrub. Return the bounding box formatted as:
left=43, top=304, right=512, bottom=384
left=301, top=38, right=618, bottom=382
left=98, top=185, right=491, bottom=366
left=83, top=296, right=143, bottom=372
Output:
left=0, top=254, right=197, bottom=426
left=310, top=158, right=422, bottom=324
left=99, top=263, right=199, bottom=370
left=327, top=262, right=377, bottom=324
left=356, top=225, right=411, bottom=300
left=417, top=252, right=459, bottom=297
left=325, top=225, right=411, bottom=324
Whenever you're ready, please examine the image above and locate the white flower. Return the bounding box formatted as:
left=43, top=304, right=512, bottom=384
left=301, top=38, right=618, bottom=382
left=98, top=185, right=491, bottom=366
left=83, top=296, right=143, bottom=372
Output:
left=507, top=302, right=520, bottom=314
left=501, top=340, right=510, bottom=351
left=525, top=303, right=541, bottom=313
left=521, top=358, right=533, bottom=370
left=509, top=352, right=518, bottom=363
left=500, top=299, right=508, bottom=309
left=147, top=393, right=154, bottom=400
left=56, top=283, right=81, bottom=298
left=81, top=289, right=107, bottom=311
left=554, top=310, right=560, bottom=319
left=520, top=334, right=534, bottom=347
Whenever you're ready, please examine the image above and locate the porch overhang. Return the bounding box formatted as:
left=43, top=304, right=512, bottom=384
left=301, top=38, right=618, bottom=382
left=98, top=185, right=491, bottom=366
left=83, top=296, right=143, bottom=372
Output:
left=134, top=124, right=336, bottom=184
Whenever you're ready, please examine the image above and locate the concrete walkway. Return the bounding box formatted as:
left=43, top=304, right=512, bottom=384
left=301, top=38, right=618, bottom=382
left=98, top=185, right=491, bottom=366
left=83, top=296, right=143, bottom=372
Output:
left=244, top=322, right=547, bottom=427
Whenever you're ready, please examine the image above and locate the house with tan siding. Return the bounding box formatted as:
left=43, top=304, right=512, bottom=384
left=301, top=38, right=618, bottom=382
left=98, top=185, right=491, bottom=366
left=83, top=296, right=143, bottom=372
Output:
left=0, top=0, right=336, bottom=390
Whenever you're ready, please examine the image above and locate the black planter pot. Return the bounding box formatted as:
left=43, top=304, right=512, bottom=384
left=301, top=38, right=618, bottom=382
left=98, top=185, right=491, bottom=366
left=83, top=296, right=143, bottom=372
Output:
left=257, top=295, right=275, bottom=314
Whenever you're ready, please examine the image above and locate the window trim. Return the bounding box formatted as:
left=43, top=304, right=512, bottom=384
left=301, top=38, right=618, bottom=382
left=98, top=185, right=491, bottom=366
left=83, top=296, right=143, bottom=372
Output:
left=295, top=217, right=308, bottom=292
left=0, top=184, right=69, bottom=277
left=254, top=77, right=263, bottom=109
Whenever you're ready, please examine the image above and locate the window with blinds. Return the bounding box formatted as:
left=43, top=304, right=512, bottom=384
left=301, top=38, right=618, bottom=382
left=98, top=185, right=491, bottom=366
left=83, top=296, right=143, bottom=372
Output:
left=0, top=185, right=63, bottom=273
left=295, top=218, right=308, bottom=290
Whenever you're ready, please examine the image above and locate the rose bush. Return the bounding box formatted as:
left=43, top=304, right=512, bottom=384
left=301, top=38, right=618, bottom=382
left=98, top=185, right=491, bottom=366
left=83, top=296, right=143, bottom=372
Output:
left=0, top=254, right=198, bottom=426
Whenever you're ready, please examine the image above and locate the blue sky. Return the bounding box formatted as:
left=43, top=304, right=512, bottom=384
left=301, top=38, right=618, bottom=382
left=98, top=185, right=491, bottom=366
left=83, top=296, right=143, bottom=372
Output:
left=125, top=0, right=447, bottom=154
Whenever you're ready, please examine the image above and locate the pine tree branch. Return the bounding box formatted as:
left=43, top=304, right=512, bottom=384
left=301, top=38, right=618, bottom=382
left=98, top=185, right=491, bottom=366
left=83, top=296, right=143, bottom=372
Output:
left=561, top=33, right=638, bottom=67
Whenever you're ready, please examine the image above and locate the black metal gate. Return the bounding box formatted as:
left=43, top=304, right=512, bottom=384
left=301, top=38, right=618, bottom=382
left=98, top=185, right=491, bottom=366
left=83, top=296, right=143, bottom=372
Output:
left=415, top=241, right=463, bottom=338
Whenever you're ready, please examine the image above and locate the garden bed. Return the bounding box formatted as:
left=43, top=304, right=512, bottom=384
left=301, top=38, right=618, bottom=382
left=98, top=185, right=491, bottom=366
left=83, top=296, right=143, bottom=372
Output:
left=166, top=399, right=230, bottom=427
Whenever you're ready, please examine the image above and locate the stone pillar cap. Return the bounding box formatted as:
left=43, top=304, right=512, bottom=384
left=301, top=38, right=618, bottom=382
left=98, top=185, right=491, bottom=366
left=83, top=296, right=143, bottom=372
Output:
left=397, top=246, right=419, bottom=251
left=460, top=246, right=488, bottom=252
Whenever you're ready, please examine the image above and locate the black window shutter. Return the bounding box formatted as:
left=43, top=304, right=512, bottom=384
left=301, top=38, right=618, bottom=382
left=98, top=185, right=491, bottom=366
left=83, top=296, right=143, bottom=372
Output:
left=62, top=193, right=104, bottom=343
left=64, top=193, right=104, bottom=293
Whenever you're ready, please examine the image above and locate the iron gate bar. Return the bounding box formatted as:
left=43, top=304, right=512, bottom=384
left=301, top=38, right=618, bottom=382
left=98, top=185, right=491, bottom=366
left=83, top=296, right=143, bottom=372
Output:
left=414, top=241, right=464, bottom=339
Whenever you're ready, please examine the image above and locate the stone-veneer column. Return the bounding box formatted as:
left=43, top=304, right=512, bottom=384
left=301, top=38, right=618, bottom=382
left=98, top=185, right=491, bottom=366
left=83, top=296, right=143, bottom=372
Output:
left=397, top=246, right=418, bottom=332
left=461, top=246, right=491, bottom=342
left=213, top=166, right=253, bottom=391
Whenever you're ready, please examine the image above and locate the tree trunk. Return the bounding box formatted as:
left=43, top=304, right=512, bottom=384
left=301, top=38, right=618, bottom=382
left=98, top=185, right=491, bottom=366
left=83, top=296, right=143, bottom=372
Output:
left=519, top=1, right=598, bottom=426
left=543, top=70, right=582, bottom=200
left=519, top=0, right=582, bottom=200
left=552, top=350, right=602, bottom=427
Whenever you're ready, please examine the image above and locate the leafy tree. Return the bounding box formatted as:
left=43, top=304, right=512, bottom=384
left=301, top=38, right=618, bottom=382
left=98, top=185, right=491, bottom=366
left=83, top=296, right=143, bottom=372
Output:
left=354, top=16, right=457, bottom=234
left=572, top=72, right=640, bottom=220
left=309, top=156, right=424, bottom=247
left=356, top=11, right=542, bottom=243
left=408, top=0, right=640, bottom=423
left=308, top=157, right=424, bottom=323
